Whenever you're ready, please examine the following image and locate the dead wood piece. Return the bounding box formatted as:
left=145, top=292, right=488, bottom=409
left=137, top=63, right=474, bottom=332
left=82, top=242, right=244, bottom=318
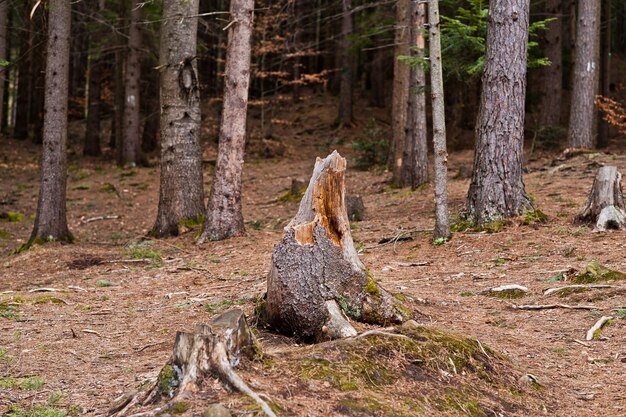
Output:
left=82, top=215, right=120, bottom=224
left=265, top=152, right=411, bottom=341
left=323, top=300, right=357, bottom=339
left=346, top=194, right=366, bottom=221
left=480, top=284, right=529, bottom=297
left=585, top=315, right=613, bottom=341
left=391, top=261, right=430, bottom=267
left=28, top=287, right=60, bottom=293
left=543, top=284, right=614, bottom=296
left=577, top=166, right=626, bottom=231
left=510, top=303, right=599, bottom=311
left=122, top=309, right=275, bottom=417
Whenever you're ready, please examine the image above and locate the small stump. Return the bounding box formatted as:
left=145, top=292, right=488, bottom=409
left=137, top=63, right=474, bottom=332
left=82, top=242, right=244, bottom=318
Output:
left=578, top=166, right=626, bottom=231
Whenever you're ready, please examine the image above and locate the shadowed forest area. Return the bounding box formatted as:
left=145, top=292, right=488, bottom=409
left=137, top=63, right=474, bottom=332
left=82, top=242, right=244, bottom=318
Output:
left=1, top=0, right=626, bottom=416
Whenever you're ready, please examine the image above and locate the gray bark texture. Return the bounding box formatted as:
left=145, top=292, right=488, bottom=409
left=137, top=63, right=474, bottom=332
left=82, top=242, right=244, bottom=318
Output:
left=120, top=0, right=142, bottom=165
left=465, top=0, right=533, bottom=225
left=84, top=57, right=102, bottom=156
left=200, top=0, right=254, bottom=242
left=338, top=0, right=353, bottom=126
left=538, top=0, right=563, bottom=127
left=265, top=151, right=411, bottom=342
left=567, top=0, right=601, bottom=148
left=578, top=166, right=626, bottom=231
left=0, top=0, right=7, bottom=133
left=152, top=0, right=205, bottom=238
left=30, top=0, right=72, bottom=243
left=401, top=0, right=428, bottom=189
left=428, top=0, right=450, bottom=239
left=390, top=0, right=410, bottom=179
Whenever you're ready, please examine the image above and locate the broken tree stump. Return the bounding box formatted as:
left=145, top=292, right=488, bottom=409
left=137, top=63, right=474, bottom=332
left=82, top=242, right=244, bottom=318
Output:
left=110, top=309, right=276, bottom=417
left=264, top=151, right=411, bottom=341
left=577, top=166, right=626, bottom=231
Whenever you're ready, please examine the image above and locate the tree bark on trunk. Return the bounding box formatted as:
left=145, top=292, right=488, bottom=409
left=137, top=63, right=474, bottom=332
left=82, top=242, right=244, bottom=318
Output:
left=337, top=0, right=353, bottom=126
left=401, top=0, right=428, bottom=189
left=152, top=0, right=205, bottom=238
left=264, top=152, right=411, bottom=342
left=0, top=0, right=7, bottom=133
left=428, top=0, right=450, bottom=239
left=84, top=58, right=102, bottom=156
left=14, top=1, right=33, bottom=140
left=120, top=0, right=142, bottom=165
left=29, top=0, right=72, bottom=245
left=466, top=0, right=533, bottom=224
left=567, top=0, right=601, bottom=149
left=369, top=46, right=386, bottom=108
left=199, top=0, right=254, bottom=242
left=389, top=0, right=410, bottom=181
left=597, top=0, right=611, bottom=148
left=538, top=0, right=563, bottom=128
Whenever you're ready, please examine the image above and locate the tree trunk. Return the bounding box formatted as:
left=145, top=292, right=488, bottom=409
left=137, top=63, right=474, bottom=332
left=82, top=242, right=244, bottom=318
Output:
left=199, top=0, right=254, bottom=242
left=111, top=47, right=125, bottom=150
left=369, top=46, right=386, bottom=108
left=465, top=0, right=533, bottom=224
left=264, top=152, right=411, bottom=342
left=597, top=0, right=611, bottom=148
left=120, top=0, right=142, bottom=165
left=29, top=0, right=72, bottom=245
left=578, top=166, right=626, bottom=231
left=337, top=0, right=353, bottom=126
left=401, top=0, right=428, bottom=189
left=14, top=1, right=33, bottom=140
left=84, top=57, right=102, bottom=156
left=428, top=0, right=450, bottom=239
left=0, top=0, right=7, bottom=133
left=389, top=0, right=410, bottom=181
left=567, top=0, right=601, bottom=149
left=538, top=0, right=563, bottom=128
left=152, top=0, right=205, bottom=238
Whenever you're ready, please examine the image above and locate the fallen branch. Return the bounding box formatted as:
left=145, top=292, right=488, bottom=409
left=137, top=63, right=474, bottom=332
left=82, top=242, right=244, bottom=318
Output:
left=543, top=284, right=615, bottom=296
left=82, top=215, right=120, bottom=224
left=391, top=261, right=430, bottom=267
left=509, top=303, right=599, bottom=311
left=28, top=287, right=60, bottom=293
left=585, top=316, right=613, bottom=341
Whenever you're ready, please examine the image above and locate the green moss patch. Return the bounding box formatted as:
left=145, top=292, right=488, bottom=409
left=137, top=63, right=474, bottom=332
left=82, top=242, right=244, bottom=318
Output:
left=451, top=219, right=507, bottom=233
left=573, top=262, right=626, bottom=284
left=521, top=210, right=548, bottom=225
left=0, top=212, right=24, bottom=222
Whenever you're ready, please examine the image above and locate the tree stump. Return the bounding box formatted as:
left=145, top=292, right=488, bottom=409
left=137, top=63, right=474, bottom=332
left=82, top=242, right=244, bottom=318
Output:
left=265, top=151, right=411, bottom=341
left=578, top=166, right=626, bottom=231
left=110, top=309, right=276, bottom=417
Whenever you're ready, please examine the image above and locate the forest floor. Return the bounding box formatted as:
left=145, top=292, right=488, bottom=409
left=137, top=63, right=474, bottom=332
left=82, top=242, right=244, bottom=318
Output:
left=1, top=94, right=626, bottom=416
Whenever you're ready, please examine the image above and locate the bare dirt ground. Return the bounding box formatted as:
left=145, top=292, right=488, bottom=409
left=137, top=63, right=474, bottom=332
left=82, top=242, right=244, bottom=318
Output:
left=1, top=95, right=626, bottom=416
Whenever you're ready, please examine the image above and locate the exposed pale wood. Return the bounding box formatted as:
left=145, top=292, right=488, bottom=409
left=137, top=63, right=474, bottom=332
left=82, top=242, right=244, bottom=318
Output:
left=543, top=284, right=614, bottom=296
left=585, top=315, right=613, bottom=341
left=578, top=166, right=626, bottom=231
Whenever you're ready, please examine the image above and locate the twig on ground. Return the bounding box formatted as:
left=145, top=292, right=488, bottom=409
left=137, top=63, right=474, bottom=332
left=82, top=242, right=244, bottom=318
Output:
left=543, top=284, right=615, bottom=296
left=81, top=215, right=120, bottom=224
left=28, top=287, right=60, bottom=293
left=68, top=285, right=88, bottom=292
left=82, top=329, right=103, bottom=337
left=585, top=316, right=613, bottom=341
left=572, top=339, right=591, bottom=347
left=509, top=303, right=599, bottom=311
left=134, top=341, right=165, bottom=352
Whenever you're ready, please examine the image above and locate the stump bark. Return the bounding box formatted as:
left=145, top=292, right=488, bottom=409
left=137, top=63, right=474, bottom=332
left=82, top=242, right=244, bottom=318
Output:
left=578, top=166, right=626, bottom=231
left=265, top=151, right=411, bottom=341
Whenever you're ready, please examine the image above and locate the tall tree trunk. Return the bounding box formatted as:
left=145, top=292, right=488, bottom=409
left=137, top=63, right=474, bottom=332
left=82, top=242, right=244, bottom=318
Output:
left=369, top=46, right=386, bottom=108
left=337, top=0, right=353, bottom=126
left=111, top=48, right=124, bottom=150
left=29, top=0, right=72, bottom=244
left=597, top=0, right=611, bottom=148
left=120, top=0, right=142, bottom=165
left=567, top=0, right=601, bottom=149
left=429, top=0, right=450, bottom=239
left=84, top=57, right=102, bottom=156
left=291, top=0, right=302, bottom=103
left=538, top=0, right=563, bottom=127
left=199, top=0, right=254, bottom=242
left=401, top=0, right=428, bottom=189
left=0, top=0, right=7, bottom=133
left=390, top=0, right=410, bottom=183
left=14, top=1, right=32, bottom=140
left=466, top=0, right=533, bottom=224
left=152, top=0, right=205, bottom=238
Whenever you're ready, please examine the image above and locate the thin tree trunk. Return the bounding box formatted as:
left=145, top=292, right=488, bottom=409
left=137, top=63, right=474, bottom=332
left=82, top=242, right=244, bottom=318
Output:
left=369, top=46, right=386, bottom=107
left=466, top=0, right=533, bottom=224
left=0, top=0, right=7, bottom=133
left=199, top=0, right=254, bottom=242
left=567, top=0, right=601, bottom=149
left=401, top=0, right=428, bottom=189
left=152, top=0, right=205, bottom=238
left=29, top=0, right=72, bottom=244
left=337, top=0, right=353, bottom=126
left=429, top=0, right=449, bottom=239
left=597, top=0, right=611, bottom=148
left=84, top=57, right=102, bottom=156
left=292, top=0, right=302, bottom=103
left=390, top=0, right=410, bottom=182
left=120, top=0, right=142, bottom=165
left=14, top=1, right=32, bottom=140
left=538, top=0, right=563, bottom=127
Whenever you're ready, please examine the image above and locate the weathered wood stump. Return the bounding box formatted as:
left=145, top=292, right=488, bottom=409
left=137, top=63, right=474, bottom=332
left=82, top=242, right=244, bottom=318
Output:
left=110, top=309, right=276, bottom=417
left=265, top=151, right=411, bottom=341
left=578, top=166, right=626, bottom=231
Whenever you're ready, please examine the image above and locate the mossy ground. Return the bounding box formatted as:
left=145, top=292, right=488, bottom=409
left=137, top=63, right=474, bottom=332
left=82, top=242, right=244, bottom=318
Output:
left=572, top=261, right=626, bottom=284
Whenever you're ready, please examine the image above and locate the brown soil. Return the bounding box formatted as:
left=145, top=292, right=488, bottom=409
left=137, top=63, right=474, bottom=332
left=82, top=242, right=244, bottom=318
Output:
left=1, top=94, right=625, bottom=416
